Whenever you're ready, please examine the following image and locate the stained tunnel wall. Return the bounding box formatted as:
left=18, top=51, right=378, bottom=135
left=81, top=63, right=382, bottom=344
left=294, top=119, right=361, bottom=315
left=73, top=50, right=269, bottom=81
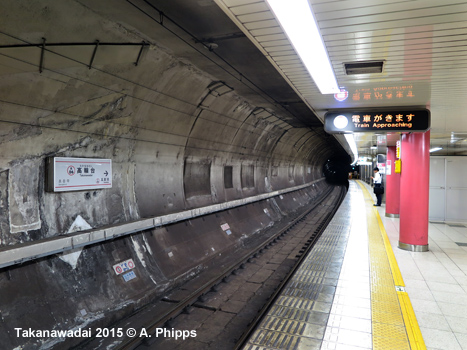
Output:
left=0, top=36, right=338, bottom=244
left=0, top=1, right=346, bottom=349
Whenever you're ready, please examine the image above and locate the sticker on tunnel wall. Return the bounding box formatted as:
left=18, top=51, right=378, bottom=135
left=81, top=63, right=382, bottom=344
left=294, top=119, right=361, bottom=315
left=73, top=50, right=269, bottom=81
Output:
left=221, top=223, right=232, bottom=235
left=46, top=157, right=112, bottom=192
left=122, top=271, right=137, bottom=282
left=113, top=259, right=135, bottom=275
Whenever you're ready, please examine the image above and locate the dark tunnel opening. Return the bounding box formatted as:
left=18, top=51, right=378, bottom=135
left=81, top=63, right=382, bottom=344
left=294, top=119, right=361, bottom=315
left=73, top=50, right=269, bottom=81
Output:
left=323, top=155, right=351, bottom=187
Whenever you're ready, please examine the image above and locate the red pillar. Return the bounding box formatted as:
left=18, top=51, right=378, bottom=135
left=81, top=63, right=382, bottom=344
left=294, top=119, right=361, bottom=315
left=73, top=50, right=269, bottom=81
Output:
left=399, top=130, right=430, bottom=251
left=385, top=146, right=400, bottom=217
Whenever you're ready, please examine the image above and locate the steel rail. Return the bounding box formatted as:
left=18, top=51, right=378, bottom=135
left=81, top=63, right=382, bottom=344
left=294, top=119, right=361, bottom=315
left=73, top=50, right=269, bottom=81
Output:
left=233, top=185, right=347, bottom=350
left=110, top=185, right=342, bottom=350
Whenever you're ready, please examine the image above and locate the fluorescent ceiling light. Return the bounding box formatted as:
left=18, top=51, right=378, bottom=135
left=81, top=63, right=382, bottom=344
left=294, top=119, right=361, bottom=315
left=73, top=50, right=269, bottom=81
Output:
left=429, top=147, right=442, bottom=153
left=266, top=0, right=339, bottom=94
left=344, top=134, right=359, bottom=165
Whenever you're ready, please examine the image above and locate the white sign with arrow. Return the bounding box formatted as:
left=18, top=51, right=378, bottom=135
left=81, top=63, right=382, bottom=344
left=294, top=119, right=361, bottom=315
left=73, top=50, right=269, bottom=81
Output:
left=47, top=157, right=112, bottom=192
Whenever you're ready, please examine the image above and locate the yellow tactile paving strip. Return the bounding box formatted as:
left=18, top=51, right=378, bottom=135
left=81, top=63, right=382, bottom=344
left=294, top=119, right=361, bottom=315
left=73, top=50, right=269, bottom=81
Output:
left=357, top=180, right=426, bottom=350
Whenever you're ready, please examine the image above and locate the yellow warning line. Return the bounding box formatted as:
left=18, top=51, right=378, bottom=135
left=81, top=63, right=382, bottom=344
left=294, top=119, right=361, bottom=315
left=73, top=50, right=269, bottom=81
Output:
left=374, top=211, right=405, bottom=288
left=356, top=180, right=426, bottom=350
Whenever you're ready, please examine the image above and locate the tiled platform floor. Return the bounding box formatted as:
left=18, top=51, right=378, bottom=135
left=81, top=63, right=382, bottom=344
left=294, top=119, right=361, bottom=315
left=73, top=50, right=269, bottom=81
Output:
left=243, top=180, right=467, bottom=350
left=368, top=180, right=467, bottom=350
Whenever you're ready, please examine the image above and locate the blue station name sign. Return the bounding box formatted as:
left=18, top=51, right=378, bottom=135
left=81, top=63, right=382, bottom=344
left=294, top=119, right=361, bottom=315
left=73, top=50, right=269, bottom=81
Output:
left=324, top=109, right=430, bottom=134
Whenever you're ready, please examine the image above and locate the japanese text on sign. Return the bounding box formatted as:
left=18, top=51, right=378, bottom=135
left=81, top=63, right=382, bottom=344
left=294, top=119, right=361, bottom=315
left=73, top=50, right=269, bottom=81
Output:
left=324, top=109, right=430, bottom=134
left=335, top=85, right=417, bottom=103
left=352, top=85, right=414, bottom=101
left=46, top=157, right=112, bottom=192
left=350, top=113, right=415, bottom=129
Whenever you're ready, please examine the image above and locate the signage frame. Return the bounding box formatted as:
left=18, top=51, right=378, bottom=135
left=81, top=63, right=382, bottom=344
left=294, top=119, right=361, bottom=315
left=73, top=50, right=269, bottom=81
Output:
left=324, top=108, right=430, bottom=134
left=46, top=157, right=112, bottom=192
left=112, top=259, right=136, bottom=275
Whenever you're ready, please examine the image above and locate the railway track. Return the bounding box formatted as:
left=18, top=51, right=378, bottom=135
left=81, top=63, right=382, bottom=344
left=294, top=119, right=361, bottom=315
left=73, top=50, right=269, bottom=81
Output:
left=76, top=184, right=346, bottom=350
left=233, top=185, right=347, bottom=350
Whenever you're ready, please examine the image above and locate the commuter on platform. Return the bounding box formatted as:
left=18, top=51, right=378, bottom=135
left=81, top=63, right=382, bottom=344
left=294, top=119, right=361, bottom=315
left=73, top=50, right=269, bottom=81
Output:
left=371, top=167, right=383, bottom=206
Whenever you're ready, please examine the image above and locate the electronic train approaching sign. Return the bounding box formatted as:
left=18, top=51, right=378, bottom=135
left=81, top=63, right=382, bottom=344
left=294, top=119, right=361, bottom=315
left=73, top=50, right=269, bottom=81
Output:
left=324, top=109, right=430, bottom=134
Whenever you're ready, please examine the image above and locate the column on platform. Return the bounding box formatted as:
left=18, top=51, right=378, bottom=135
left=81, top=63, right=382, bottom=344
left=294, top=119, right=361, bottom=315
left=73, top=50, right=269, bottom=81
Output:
left=399, top=130, right=430, bottom=251
left=385, top=146, right=400, bottom=218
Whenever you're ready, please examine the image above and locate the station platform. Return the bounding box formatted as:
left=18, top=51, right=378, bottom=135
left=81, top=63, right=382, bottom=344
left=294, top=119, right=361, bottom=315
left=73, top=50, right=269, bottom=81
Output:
left=242, top=180, right=467, bottom=350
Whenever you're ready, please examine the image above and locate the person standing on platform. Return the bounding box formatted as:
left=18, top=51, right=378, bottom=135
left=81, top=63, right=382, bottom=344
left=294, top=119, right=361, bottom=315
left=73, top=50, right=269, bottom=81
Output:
left=371, top=167, right=383, bottom=206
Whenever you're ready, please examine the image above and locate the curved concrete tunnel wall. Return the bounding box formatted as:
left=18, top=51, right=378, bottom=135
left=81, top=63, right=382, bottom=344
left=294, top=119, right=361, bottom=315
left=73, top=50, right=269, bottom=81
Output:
left=1, top=49, right=334, bottom=241
left=0, top=2, right=346, bottom=349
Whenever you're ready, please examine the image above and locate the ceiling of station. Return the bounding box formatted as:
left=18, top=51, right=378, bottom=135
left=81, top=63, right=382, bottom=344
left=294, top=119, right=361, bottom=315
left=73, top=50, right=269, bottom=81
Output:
left=4, top=0, right=465, bottom=160
left=213, top=0, right=467, bottom=158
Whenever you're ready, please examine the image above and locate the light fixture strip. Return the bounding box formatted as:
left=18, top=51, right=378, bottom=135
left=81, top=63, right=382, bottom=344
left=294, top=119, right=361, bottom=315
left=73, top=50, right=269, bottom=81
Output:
left=344, top=134, right=359, bottom=165
left=266, top=0, right=339, bottom=94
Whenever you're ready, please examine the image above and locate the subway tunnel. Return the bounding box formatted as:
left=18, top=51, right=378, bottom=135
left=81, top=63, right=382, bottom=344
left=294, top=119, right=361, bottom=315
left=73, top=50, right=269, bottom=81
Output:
left=4, top=1, right=466, bottom=349
left=0, top=1, right=350, bottom=349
